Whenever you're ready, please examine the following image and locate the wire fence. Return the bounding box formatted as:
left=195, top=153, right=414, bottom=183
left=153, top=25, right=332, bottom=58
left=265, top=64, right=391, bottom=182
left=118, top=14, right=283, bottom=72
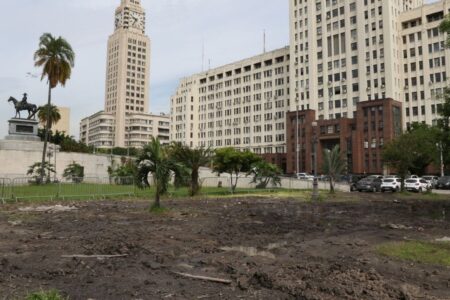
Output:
left=0, top=175, right=349, bottom=204
left=2, top=176, right=135, bottom=203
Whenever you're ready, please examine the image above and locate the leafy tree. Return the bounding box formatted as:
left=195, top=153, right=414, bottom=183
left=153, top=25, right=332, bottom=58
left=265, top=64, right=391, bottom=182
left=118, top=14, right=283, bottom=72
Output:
left=38, top=129, right=92, bottom=153
left=170, top=142, right=212, bottom=196
left=38, top=104, right=61, bottom=129
left=212, top=148, right=262, bottom=192
left=34, top=33, right=75, bottom=182
left=63, top=162, right=84, bottom=183
left=322, top=145, right=347, bottom=193
left=136, top=138, right=182, bottom=209
left=27, top=162, right=55, bottom=184
left=248, top=160, right=282, bottom=189
left=108, top=158, right=137, bottom=185
left=383, top=124, right=440, bottom=190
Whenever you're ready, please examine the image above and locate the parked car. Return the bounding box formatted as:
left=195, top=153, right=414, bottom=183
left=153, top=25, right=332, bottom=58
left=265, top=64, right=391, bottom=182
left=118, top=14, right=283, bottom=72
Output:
left=296, top=173, right=314, bottom=180
left=422, top=176, right=439, bottom=189
left=383, top=175, right=399, bottom=179
left=408, top=175, right=419, bottom=179
left=404, top=178, right=429, bottom=193
left=356, top=177, right=382, bottom=192
left=380, top=178, right=402, bottom=192
left=435, top=176, right=450, bottom=190
left=366, top=175, right=384, bottom=180
left=349, top=175, right=366, bottom=192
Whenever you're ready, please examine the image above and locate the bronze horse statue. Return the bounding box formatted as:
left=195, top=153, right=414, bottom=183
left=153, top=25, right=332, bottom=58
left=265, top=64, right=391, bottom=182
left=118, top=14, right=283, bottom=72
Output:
left=8, top=97, right=39, bottom=119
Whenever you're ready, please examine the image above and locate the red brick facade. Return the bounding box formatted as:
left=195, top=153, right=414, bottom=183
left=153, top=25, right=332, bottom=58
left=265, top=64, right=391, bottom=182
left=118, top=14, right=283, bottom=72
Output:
left=285, top=99, right=403, bottom=175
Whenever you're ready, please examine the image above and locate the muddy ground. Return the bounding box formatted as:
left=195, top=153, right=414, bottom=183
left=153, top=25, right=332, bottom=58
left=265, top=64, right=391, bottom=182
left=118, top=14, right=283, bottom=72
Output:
left=0, top=194, right=449, bottom=300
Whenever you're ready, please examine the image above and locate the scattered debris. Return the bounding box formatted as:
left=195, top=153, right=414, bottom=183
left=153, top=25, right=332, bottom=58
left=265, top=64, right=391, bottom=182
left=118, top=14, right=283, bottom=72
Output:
left=381, top=223, right=413, bottom=230
left=435, top=237, right=450, bottom=242
left=19, top=205, right=78, bottom=213
left=172, top=272, right=232, bottom=285
left=220, top=246, right=275, bottom=259
left=61, top=254, right=128, bottom=259
left=7, top=220, right=22, bottom=226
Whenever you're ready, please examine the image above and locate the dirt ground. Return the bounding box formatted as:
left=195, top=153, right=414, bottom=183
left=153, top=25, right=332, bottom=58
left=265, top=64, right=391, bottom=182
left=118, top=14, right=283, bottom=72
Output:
left=0, top=194, right=449, bottom=300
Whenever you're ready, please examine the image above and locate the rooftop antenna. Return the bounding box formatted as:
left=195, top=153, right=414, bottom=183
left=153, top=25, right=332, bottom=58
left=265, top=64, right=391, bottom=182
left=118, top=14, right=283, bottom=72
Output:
left=208, top=59, right=211, bottom=71
left=263, top=29, right=266, bottom=53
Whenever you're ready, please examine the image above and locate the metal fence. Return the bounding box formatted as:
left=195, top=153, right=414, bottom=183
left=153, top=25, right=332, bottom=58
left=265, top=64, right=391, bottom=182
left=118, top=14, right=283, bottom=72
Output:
left=0, top=175, right=349, bottom=203
left=2, top=176, right=135, bottom=203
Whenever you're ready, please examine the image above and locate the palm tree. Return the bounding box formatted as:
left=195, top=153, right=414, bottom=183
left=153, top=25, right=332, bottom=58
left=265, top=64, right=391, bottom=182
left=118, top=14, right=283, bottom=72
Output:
left=34, top=33, right=75, bottom=183
left=38, top=104, right=61, bottom=130
left=322, top=145, right=347, bottom=193
left=170, top=142, right=212, bottom=196
left=137, top=138, right=181, bottom=209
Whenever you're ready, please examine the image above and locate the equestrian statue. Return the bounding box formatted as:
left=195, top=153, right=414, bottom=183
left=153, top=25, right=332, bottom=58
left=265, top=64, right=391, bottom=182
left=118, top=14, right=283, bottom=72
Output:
left=7, top=93, right=39, bottom=120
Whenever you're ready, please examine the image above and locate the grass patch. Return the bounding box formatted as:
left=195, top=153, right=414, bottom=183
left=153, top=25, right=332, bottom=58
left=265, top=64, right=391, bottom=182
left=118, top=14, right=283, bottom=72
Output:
left=149, top=204, right=170, bottom=214
left=377, top=240, right=450, bottom=266
left=24, top=289, right=67, bottom=300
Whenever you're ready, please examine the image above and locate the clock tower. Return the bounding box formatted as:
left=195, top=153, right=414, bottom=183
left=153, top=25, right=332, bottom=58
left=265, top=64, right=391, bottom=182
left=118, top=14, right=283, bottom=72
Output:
left=104, top=0, right=151, bottom=147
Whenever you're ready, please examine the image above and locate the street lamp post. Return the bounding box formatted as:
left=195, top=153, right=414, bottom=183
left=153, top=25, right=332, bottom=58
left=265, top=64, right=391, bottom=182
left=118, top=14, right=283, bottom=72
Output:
left=437, top=142, right=444, bottom=177
left=296, top=105, right=299, bottom=174
left=311, top=121, right=319, bottom=201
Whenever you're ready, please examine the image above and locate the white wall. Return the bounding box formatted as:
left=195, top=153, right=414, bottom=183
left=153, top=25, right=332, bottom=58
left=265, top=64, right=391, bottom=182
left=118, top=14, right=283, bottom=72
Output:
left=0, top=149, right=123, bottom=179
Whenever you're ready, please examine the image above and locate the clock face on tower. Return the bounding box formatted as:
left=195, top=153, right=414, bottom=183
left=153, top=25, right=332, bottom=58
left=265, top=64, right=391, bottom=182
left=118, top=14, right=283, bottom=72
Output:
left=129, top=11, right=145, bottom=30
left=115, top=13, right=123, bottom=29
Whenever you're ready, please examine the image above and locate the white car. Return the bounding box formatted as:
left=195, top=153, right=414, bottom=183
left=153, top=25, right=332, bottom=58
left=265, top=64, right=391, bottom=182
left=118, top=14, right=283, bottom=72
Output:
left=404, top=178, right=429, bottom=193
left=380, top=178, right=402, bottom=192
left=296, top=173, right=314, bottom=180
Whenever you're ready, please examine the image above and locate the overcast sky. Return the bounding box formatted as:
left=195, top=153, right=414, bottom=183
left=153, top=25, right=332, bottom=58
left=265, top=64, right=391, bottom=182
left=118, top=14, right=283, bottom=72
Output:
left=0, top=0, right=289, bottom=138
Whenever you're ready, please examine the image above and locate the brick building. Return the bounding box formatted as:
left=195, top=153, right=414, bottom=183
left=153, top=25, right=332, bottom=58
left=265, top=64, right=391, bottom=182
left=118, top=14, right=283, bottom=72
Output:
left=286, top=99, right=403, bottom=175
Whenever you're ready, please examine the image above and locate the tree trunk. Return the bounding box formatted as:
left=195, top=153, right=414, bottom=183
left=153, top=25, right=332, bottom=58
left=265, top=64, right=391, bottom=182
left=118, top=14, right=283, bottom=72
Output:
left=40, top=84, right=52, bottom=184
left=232, top=173, right=238, bottom=193
left=329, top=177, right=335, bottom=194
left=190, top=168, right=199, bottom=196
left=153, top=192, right=160, bottom=209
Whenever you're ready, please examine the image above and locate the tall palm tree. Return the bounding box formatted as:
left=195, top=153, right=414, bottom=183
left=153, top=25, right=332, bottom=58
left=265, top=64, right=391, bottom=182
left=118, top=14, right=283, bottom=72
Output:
left=170, top=142, right=212, bottom=196
left=38, top=104, right=61, bottom=130
left=34, top=33, right=75, bottom=182
left=322, top=145, right=347, bottom=193
left=137, top=138, right=181, bottom=209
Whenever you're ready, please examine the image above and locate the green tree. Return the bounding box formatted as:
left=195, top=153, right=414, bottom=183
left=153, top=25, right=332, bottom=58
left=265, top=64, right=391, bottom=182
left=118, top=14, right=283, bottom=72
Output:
left=27, top=162, right=55, bottom=184
left=322, top=145, right=347, bottom=193
left=108, top=158, right=137, bottom=185
left=248, top=160, right=282, bottom=189
left=212, top=148, right=262, bottom=192
left=136, top=138, right=181, bottom=209
left=383, top=124, right=440, bottom=190
left=34, top=33, right=75, bottom=183
left=170, top=142, right=212, bottom=196
left=38, top=104, right=61, bottom=130
left=63, top=162, right=84, bottom=183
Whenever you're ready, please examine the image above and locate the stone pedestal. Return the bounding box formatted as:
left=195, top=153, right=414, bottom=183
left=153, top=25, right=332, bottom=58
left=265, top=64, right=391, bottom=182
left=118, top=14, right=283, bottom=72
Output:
left=6, top=118, right=41, bottom=142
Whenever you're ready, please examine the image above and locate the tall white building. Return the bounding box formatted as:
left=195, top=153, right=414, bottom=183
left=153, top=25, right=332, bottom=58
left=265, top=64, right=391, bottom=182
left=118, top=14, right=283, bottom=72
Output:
left=171, top=47, right=290, bottom=155
left=289, top=0, right=423, bottom=120
left=80, top=0, right=169, bottom=149
left=399, top=0, right=450, bottom=127
left=171, top=0, right=450, bottom=164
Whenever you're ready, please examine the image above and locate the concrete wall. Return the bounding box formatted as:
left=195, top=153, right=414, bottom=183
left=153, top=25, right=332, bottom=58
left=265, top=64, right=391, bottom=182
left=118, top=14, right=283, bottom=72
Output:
left=0, top=148, right=123, bottom=179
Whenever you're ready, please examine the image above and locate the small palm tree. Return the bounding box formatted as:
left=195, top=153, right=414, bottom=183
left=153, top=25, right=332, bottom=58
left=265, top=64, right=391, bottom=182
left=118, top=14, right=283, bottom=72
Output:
left=170, top=142, right=212, bottom=196
left=322, top=145, right=347, bottom=193
left=38, top=104, right=61, bottom=130
left=34, top=33, right=75, bottom=183
left=137, top=138, right=181, bottom=209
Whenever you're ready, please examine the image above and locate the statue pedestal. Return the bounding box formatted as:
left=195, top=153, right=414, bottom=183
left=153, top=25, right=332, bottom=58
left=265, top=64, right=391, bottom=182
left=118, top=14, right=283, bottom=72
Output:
left=0, top=118, right=43, bottom=151
left=6, top=118, right=41, bottom=142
